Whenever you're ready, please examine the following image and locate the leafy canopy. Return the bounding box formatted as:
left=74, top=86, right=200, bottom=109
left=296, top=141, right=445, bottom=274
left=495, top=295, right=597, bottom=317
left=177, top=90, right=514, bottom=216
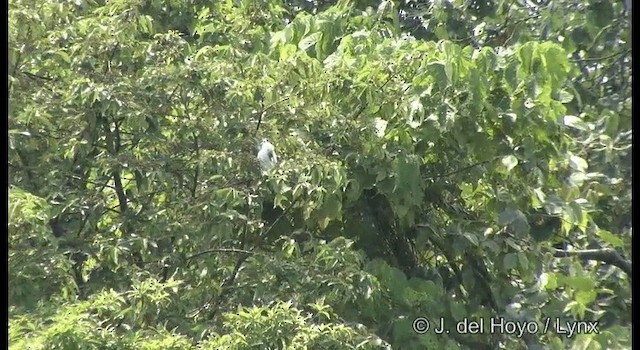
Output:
left=9, top=0, right=631, bottom=349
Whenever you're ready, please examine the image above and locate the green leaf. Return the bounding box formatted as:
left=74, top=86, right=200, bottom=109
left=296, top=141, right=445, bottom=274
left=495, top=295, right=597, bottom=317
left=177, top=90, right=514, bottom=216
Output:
left=498, top=207, right=529, bottom=235
left=498, top=207, right=518, bottom=225
left=450, top=301, right=466, bottom=320
left=387, top=267, right=408, bottom=298
left=563, top=276, right=594, bottom=291
left=317, top=194, right=342, bottom=229
left=575, top=290, right=597, bottom=305
left=565, top=201, right=583, bottom=226
left=482, top=240, right=501, bottom=254
left=538, top=272, right=558, bottom=290
left=568, top=154, right=588, bottom=172
left=589, top=0, right=614, bottom=27
left=532, top=188, right=546, bottom=205
left=543, top=195, right=565, bottom=215
left=517, top=252, right=529, bottom=271
left=463, top=232, right=479, bottom=246
left=427, top=61, right=449, bottom=88
left=54, top=51, right=71, bottom=64
left=556, top=89, right=573, bottom=103
left=504, top=60, right=519, bottom=92
left=392, top=155, right=423, bottom=206
left=392, top=317, right=415, bottom=343
left=539, top=43, right=570, bottom=88
left=199, top=267, right=208, bottom=278
left=299, top=32, right=322, bottom=51
left=563, top=115, right=589, bottom=131
left=444, top=62, right=453, bottom=85
left=569, top=172, right=586, bottom=187
left=596, top=229, right=624, bottom=248
left=512, top=213, right=531, bottom=237
left=112, top=247, right=119, bottom=265
left=409, top=98, right=423, bottom=117
left=503, top=253, right=518, bottom=270
left=564, top=300, right=587, bottom=319
left=517, top=42, right=537, bottom=74
left=137, top=15, right=154, bottom=34
left=603, top=112, right=620, bottom=136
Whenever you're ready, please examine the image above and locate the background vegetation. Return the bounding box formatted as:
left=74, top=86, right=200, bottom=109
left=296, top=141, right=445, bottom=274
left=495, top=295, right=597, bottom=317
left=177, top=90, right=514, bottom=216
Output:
left=9, top=0, right=631, bottom=348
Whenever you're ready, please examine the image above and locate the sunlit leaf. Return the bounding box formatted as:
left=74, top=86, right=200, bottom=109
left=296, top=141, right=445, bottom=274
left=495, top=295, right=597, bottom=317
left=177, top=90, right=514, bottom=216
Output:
left=501, top=155, right=518, bottom=172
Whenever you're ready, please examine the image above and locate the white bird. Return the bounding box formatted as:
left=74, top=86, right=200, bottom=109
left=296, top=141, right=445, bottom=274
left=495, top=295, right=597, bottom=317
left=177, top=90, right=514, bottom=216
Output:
left=257, top=138, right=278, bottom=173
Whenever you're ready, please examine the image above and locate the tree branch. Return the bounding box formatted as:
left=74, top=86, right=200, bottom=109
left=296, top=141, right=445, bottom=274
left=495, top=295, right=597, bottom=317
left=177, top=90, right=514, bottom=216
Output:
left=570, top=49, right=631, bottom=63
left=191, top=131, right=200, bottom=198
left=352, top=73, right=394, bottom=120
left=553, top=248, right=632, bottom=277
left=428, top=160, right=490, bottom=179
left=254, top=87, right=296, bottom=135
left=21, top=71, right=55, bottom=81
left=186, top=248, right=254, bottom=262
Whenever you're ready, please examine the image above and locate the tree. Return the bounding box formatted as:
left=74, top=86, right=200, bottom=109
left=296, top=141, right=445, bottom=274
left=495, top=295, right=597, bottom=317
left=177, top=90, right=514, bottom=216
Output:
left=9, top=0, right=631, bottom=349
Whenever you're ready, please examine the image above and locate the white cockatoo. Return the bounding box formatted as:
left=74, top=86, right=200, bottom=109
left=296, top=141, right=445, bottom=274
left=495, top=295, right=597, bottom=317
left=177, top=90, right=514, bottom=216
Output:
left=257, top=138, right=278, bottom=173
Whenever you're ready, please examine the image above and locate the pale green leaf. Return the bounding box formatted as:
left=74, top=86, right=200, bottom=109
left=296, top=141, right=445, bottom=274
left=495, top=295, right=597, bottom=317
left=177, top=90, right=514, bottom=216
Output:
left=563, top=115, right=589, bottom=131
left=299, top=32, right=322, bottom=51
left=569, top=154, right=588, bottom=172
left=596, top=229, right=624, bottom=248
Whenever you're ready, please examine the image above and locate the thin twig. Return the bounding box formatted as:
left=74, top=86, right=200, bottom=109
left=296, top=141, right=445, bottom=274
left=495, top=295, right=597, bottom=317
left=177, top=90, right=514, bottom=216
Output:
left=259, top=198, right=298, bottom=239
left=428, top=160, right=490, bottom=180
left=570, top=49, right=631, bottom=63
left=21, top=71, right=55, bottom=81
left=352, top=73, right=395, bottom=120
left=186, top=248, right=254, bottom=261
left=254, top=85, right=297, bottom=135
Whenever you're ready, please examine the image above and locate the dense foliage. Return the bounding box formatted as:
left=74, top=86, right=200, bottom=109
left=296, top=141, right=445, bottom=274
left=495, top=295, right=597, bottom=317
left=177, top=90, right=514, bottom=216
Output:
left=9, top=0, right=631, bottom=349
